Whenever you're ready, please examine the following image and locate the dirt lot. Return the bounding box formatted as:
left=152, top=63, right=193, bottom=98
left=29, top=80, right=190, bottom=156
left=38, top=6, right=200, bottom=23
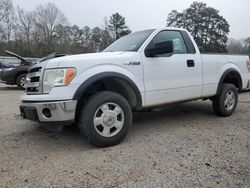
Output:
left=0, top=83, right=249, bottom=188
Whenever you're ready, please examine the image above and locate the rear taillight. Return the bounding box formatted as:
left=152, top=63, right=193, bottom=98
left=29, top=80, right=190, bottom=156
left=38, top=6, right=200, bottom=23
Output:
left=247, top=60, right=250, bottom=72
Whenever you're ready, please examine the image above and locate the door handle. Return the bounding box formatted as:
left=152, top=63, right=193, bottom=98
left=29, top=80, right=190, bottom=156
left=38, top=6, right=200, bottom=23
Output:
left=187, top=60, right=195, bottom=67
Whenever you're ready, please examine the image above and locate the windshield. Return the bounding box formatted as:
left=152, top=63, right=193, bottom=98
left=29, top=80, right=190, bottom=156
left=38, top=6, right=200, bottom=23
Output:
left=103, top=29, right=155, bottom=52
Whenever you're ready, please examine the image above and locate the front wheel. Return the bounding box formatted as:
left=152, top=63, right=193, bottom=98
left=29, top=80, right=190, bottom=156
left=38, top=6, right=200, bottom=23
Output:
left=212, top=84, right=238, bottom=117
left=78, top=91, right=132, bottom=147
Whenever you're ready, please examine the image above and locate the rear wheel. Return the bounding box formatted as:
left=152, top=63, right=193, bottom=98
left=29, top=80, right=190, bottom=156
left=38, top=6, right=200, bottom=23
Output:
left=78, top=91, right=132, bottom=147
left=16, top=74, right=26, bottom=89
left=212, top=84, right=238, bottom=117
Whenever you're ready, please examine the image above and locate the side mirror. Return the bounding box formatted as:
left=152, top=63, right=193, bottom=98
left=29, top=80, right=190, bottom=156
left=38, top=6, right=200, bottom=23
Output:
left=145, top=40, right=174, bottom=57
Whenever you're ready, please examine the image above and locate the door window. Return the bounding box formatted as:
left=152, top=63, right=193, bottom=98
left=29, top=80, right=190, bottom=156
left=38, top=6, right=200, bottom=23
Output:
left=148, top=31, right=188, bottom=56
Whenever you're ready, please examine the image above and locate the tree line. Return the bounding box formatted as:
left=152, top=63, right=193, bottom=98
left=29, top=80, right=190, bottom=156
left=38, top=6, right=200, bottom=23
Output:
left=0, top=0, right=249, bottom=57
left=227, top=38, right=250, bottom=55
left=0, top=0, right=130, bottom=57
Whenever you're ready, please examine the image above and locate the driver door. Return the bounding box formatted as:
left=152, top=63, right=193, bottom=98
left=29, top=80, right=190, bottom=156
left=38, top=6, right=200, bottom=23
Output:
left=142, top=30, right=202, bottom=107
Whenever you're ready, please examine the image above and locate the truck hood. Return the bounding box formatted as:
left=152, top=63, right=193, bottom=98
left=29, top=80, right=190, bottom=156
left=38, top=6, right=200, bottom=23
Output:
left=44, top=51, right=138, bottom=69
left=53, top=51, right=126, bottom=62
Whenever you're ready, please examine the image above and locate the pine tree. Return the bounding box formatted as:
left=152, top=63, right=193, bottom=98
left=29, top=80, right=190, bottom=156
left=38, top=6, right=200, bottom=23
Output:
left=108, top=12, right=131, bottom=40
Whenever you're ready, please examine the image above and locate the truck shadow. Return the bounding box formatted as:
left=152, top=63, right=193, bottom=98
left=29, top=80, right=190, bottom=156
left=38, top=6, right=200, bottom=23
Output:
left=17, top=101, right=215, bottom=151
left=130, top=101, right=215, bottom=135
left=239, top=89, right=250, bottom=93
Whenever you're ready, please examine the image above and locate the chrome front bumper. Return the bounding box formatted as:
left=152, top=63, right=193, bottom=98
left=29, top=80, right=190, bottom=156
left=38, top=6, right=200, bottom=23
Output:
left=20, top=100, right=77, bottom=123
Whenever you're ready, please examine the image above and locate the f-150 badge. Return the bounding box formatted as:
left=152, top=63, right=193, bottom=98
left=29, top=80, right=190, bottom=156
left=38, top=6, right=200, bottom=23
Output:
left=124, top=62, right=141, bottom=66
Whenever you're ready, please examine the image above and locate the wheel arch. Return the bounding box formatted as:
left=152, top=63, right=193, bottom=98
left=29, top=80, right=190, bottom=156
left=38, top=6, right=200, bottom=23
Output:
left=216, top=68, right=242, bottom=95
left=73, top=72, right=143, bottom=111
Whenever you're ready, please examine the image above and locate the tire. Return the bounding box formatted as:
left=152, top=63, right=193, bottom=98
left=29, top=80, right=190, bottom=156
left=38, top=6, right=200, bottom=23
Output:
left=78, top=91, right=132, bottom=147
left=212, top=84, right=238, bottom=117
left=16, top=74, right=26, bottom=89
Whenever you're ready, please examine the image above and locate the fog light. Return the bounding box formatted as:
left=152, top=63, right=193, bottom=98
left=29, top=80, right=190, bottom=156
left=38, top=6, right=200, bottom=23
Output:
left=42, top=108, right=52, bottom=118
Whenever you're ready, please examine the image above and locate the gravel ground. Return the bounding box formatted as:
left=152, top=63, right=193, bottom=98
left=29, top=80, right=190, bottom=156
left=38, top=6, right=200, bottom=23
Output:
left=0, top=83, right=249, bottom=188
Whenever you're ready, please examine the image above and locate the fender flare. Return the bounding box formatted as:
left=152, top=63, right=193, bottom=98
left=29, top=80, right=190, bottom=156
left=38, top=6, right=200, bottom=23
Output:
left=73, top=72, right=142, bottom=109
left=216, top=68, right=242, bottom=94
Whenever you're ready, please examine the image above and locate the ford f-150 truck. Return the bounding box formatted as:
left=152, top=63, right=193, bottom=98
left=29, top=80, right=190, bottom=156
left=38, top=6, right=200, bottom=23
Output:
left=20, top=28, right=250, bottom=147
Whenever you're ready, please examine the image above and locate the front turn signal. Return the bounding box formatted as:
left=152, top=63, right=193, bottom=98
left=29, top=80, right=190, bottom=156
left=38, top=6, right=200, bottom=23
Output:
left=64, top=68, right=76, bottom=85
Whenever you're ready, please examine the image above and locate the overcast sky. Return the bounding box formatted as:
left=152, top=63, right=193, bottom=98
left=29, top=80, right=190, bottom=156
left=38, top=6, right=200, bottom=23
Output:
left=12, top=0, right=250, bottom=39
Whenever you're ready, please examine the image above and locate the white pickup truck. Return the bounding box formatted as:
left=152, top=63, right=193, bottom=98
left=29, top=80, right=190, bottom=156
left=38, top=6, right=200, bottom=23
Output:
left=20, top=28, right=250, bottom=147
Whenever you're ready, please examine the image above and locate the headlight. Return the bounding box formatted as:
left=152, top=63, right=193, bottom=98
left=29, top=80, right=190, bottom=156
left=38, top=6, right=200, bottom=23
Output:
left=43, top=68, right=76, bottom=93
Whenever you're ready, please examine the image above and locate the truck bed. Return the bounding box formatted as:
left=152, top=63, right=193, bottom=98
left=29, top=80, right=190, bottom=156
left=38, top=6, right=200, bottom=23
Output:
left=201, top=54, right=250, bottom=97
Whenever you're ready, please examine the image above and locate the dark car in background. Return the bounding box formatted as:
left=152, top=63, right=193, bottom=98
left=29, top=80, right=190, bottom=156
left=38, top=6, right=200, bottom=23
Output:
left=1, top=51, right=66, bottom=89
left=0, top=61, right=15, bottom=80
left=0, top=50, right=32, bottom=89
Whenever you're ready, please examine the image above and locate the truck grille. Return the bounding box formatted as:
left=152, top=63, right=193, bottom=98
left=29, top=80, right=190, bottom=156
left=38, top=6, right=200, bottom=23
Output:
left=26, top=66, right=43, bottom=94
